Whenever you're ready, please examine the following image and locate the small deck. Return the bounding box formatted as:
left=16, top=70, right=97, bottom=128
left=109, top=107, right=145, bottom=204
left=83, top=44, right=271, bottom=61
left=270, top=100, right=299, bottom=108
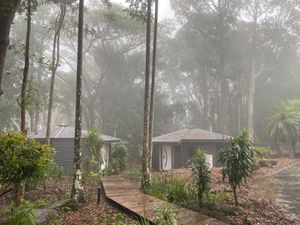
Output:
left=102, top=176, right=226, bottom=225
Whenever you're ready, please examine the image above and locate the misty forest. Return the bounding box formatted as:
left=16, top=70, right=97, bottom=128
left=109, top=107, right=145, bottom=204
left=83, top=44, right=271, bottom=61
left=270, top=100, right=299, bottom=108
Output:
left=1, top=0, right=300, bottom=224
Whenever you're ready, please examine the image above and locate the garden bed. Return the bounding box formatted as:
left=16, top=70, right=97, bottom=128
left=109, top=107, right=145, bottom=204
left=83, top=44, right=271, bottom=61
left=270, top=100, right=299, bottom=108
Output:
left=150, top=157, right=300, bottom=225
left=0, top=177, right=137, bottom=225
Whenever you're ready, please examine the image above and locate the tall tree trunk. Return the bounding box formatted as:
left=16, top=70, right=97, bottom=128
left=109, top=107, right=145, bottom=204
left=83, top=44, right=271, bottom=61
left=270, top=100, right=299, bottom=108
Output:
left=15, top=182, right=25, bottom=206
left=71, top=0, right=85, bottom=204
left=247, top=0, right=259, bottom=140
left=216, top=0, right=230, bottom=135
left=29, top=109, right=34, bottom=133
left=141, top=0, right=152, bottom=191
left=46, top=3, right=66, bottom=145
left=0, top=0, right=21, bottom=96
left=17, top=0, right=31, bottom=206
left=148, top=0, right=158, bottom=175
left=247, top=60, right=256, bottom=139
left=34, top=104, right=40, bottom=134
left=219, top=78, right=230, bottom=135
left=20, top=0, right=31, bottom=134
left=199, top=71, right=210, bottom=130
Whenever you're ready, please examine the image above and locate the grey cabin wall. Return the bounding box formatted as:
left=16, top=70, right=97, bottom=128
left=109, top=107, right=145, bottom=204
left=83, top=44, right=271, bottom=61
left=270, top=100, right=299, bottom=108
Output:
left=35, top=138, right=89, bottom=171
left=181, top=142, right=228, bottom=167
left=152, top=140, right=230, bottom=171
left=152, top=143, right=160, bottom=171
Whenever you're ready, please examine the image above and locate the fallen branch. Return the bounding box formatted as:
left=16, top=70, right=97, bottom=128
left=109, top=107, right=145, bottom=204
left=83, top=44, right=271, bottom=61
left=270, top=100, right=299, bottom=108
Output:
left=0, top=187, right=13, bottom=198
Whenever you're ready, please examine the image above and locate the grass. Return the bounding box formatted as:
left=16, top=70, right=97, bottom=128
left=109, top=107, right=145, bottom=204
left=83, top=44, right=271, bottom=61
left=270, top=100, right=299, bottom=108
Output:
left=145, top=175, right=196, bottom=204
left=121, top=169, right=141, bottom=181
left=145, top=174, right=236, bottom=223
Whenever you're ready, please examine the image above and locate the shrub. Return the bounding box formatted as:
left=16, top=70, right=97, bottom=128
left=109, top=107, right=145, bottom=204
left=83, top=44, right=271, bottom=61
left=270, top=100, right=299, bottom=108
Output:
left=154, top=203, right=179, bottom=225
left=145, top=175, right=195, bottom=204
left=0, top=131, right=53, bottom=204
left=219, top=129, right=255, bottom=206
left=191, top=148, right=211, bottom=205
left=110, top=142, right=129, bottom=174
left=86, top=127, right=103, bottom=173
left=48, top=163, right=65, bottom=181
left=5, top=201, right=37, bottom=225
left=254, top=146, right=272, bottom=160
left=122, top=169, right=141, bottom=181
left=206, top=190, right=229, bottom=203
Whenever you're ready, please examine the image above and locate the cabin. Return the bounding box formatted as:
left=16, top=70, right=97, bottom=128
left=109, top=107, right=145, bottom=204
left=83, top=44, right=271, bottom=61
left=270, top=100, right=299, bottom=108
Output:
left=152, top=128, right=230, bottom=171
left=31, top=125, right=120, bottom=171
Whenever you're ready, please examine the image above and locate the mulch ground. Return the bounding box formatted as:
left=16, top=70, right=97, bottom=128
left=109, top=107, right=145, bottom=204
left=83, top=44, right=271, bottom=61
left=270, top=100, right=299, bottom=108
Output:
left=0, top=178, right=136, bottom=225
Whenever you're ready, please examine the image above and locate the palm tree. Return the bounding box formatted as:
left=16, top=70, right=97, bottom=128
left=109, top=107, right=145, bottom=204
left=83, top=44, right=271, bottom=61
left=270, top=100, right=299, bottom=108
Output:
left=71, top=0, right=85, bottom=204
left=268, top=99, right=300, bottom=156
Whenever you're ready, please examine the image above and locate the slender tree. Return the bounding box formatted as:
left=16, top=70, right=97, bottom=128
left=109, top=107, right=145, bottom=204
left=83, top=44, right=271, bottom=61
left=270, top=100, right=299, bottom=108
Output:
left=71, top=0, right=85, bottom=204
left=46, top=2, right=67, bottom=145
left=0, top=0, right=22, bottom=96
left=16, top=0, right=32, bottom=205
left=148, top=0, right=158, bottom=174
left=20, top=0, right=32, bottom=134
left=141, top=0, right=152, bottom=191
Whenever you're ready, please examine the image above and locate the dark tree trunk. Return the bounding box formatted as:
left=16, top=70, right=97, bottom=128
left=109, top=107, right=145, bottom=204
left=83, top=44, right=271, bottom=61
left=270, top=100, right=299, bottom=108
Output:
left=0, top=0, right=21, bottom=96
left=148, top=0, right=159, bottom=175
left=71, top=0, right=85, bottom=204
left=141, top=0, right=152, bottom=191
left=20, top=0, right=32, bottom=134
left=46, top=3, right=66, bottom=145
left=233, top=185, right=238, bottom=206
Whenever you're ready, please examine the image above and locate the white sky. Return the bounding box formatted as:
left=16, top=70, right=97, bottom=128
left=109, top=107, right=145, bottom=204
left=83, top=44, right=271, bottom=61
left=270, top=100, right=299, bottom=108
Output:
left=111, top=0, right=174, bottom=21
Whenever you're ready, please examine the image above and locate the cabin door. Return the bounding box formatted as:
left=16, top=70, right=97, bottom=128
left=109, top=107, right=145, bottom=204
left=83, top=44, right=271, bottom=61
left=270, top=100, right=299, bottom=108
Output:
left=161, top=145, right=172, bottom=170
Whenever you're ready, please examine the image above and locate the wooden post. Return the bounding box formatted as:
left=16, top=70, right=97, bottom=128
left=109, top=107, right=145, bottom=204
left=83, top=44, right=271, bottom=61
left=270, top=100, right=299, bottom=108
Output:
left=97, top=187, right=101, bottom=205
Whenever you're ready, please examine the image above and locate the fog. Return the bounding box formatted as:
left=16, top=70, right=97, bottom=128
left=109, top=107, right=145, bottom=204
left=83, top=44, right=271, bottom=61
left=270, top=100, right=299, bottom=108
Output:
left=1, top=0, right=300, bottom=222
left=2, top=0, right=300, bottom=147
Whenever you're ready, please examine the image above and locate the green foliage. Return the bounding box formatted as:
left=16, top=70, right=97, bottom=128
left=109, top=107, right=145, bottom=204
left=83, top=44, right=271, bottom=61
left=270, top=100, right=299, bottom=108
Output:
left=122, top=169, right=141, bottom=181
left=254, top=146, right=272, bottom=159
left=219, top=129, right=255, bottom=205
left=125, top=0, right=148, bottom=22
left=191, top=148, right=211, bottom=205
left=254, top=147, right=272, bottom=163
left=86, top=127, right=103, bottom=173
left=47, top=163, right=65, bottom=180
left=110, top=142, right=129, bottom=174
left=5, top=201, right=37, bottom=225
left=102, top=212, right=137, bottom=225
left=145, top=175, right=195, bottom=204
left=153, top=203, right=179, bottom=225
left=85, top=172, right=101, bottom=182
left=268, top=99, right=300, bottom=156
left=0, top=131, right=53, bottom=187
left=206, top=191, right=229, bottom=203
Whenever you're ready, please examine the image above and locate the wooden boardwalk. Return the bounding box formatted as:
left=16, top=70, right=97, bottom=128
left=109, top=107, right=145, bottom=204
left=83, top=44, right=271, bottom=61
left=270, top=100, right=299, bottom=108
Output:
left=102, top=176, right=226, bottom=225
